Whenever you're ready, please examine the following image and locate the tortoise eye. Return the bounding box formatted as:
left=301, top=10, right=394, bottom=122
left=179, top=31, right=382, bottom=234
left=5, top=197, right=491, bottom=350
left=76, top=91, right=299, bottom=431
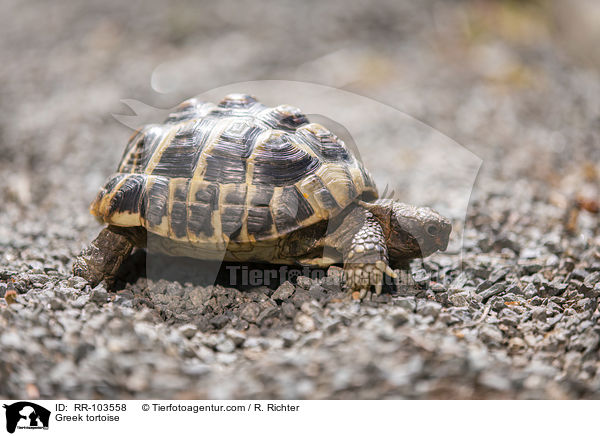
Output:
left=426, top=225, right=439, bottom=237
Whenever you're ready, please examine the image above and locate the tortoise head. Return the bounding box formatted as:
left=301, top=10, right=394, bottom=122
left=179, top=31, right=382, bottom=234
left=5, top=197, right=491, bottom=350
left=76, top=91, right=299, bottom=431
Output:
left=389, top=201, right=452, bottom=259
left=360, top=199, right=452, bottom=265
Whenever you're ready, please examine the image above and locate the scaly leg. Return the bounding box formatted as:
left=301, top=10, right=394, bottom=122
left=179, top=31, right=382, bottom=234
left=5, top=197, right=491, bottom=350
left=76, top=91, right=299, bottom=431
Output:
left=343, top=214, right=398, bottom=298
left=324, top=207, right=397, bottom=299
left=72, top=226, right=137, bottom=287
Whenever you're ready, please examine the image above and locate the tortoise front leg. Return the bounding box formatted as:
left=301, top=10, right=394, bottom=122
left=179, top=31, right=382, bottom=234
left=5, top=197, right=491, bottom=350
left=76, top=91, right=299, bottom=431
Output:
left=343, top=214, right=398, bottom=299
left=324, top=207, right=397, bottom=299
left=72, top=226, right=136, bottom=287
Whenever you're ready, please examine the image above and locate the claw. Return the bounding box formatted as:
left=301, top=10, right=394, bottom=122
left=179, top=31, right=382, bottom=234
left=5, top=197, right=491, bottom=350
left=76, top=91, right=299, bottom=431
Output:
left=385, top=265, right=398, bottom=278
left=359, top=287, right=368, bottom=299
left=375, top=260, right=398, bottom=279
left=392, top=269, right=401, bottom=288
left=345, top=261, right=397, bottom=300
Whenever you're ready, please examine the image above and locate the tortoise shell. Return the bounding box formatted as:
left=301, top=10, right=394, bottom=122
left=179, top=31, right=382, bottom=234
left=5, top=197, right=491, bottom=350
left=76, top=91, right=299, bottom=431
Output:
left=91, top=94, right=378, bottom=246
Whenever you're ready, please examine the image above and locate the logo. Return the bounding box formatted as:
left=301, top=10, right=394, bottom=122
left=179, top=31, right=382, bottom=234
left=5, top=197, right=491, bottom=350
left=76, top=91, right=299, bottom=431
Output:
left=3, top=402, right=50, bottom=433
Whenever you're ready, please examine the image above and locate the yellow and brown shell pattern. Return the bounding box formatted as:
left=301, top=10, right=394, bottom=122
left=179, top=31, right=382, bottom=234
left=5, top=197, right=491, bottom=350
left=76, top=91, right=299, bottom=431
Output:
left=91, top=94, right=378, bottom=250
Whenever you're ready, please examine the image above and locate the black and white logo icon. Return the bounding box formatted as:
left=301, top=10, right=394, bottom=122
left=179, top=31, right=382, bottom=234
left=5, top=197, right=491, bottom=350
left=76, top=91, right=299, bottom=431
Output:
left=3, top=402, right=50, bottom=434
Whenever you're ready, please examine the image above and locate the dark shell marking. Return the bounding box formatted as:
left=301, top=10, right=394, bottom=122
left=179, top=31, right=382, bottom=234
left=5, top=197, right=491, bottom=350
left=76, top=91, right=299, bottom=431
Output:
left=252, top=132, right=321, bottom=187
left=202, top=124, right=260, bottom=184
left=146, top=177, right=170, bottom=227
left=108, top=174, right=146, bottom=215
left=91, top=94, right=378, bottom=244
left=297, top=123, right=351, bottom=162
left=257, top=105, right=309, bottom=131
left=119, top=125, right=166, bottom=174
left=274, top=186, right=315, bottom=234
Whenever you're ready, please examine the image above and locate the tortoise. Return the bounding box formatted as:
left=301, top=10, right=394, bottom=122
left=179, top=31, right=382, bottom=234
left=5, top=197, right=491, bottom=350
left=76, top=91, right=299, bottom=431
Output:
left=73, top=94, right=451, bottom=298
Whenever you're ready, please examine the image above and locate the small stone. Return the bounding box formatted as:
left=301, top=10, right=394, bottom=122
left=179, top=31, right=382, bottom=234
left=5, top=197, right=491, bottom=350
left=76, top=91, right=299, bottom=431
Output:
left=394, top=297, right=416, bottom=312
left=435, top=292, right=449, bottom=306
left=437, top=312, right=458, bottom=325
left=300, top=301, right=320, bottom=315
left=165, top=282, right=185, bottom=297
left=582, top=272, right=600, bottom=291
left=546, top=280, right=568, bottom=296
left=508, top=337, right=526, bottom=352
left=280, top=329, right=299, bottom=347
left=281, top=302, right=296, bottom=319
left=188, top=287, right=214, bottom=306
left=113, top=296, right=133, bottom=307
left=430, top=283, right=447, bottom=293
left=296, top=276, right=312, bottom=290
left=292, top=292, right=310, bottom=308
left=479, top=283, right=504, bottom=300
left=412, top=269, right=430, bottom=285
left=240, top=302, right=260, bottom=323
left=225, top=329, right=246, bottom=346
left=592, top=282, right=600, bottom=299
left=494, top=236, right=519, bottom=253
left=448, top=292, right=468, bottom=307
left=505, top=282, right=522, bottom=295
left=272, top=281, right=295, bottom=301
left=523, top=283, right=538, bottom=299
left=486, top=298, right=504, bottom=314
left=570, top=331, right=600, bottom=353
left=520, top=262, right=543, bottom=274
left=390, top=308, right=410, bottom=326
left=66, top=276, right=88, bottom=290
left=500, top=311, right=519, bottom=327
left=521, top=248, right=540, bottom=259
left=210, top=314, right=229, bottom=329
left=90, top=285, right=108, bottom=304
left=476, top=280, right=493, bottom=292
left=450, top=272, right=469, bottom=289
left=216, top=339, right=236, bottom=353
left=201, top=335, right=221, bottom=350
left=489, top=267, right=510, bottom=283
left=479, top=372, right=511, bottom=391
left=256, top=306, right=278, bottom=325
left=479, top=324, right=503, bottom=345
left=71, top=294, right=90, bottom=309
left=545, top=255, right=560, bottom=267
left=181, top=362, right=211, bottom=377
left=4, top=290, right=18, bottom=305
left=570, top=269, right=588, bottom=281
left=294, top=313, right=315, bottom=332
left=563, top=352, right=582, bottom=376
left=308, top=284, right=326, bottom=300
left=116, top=289, right=134, bottom=300
left=419, top=301, right=442, bottom=318
left=575, top=298, right=593, bottom=312
left=524, top=334, right=539, bottom=347
left=531, top=307, right=547, bottom=322
left=324, top=320, right=341, bottom=333
left=320, top=275, right=341, bottom=292
left=48, top=298, right=65, bottom=310
left=178, top=324, right=198, bottom=339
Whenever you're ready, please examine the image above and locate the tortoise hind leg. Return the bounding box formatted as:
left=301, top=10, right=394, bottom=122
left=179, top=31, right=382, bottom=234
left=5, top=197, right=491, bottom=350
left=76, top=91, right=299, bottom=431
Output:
left=73, top=225, right=142, bottom=287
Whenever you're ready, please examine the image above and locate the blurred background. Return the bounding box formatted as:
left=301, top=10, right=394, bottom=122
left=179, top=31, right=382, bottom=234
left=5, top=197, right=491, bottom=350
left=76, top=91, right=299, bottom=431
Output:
left=0, top=0, right=598, bottom=246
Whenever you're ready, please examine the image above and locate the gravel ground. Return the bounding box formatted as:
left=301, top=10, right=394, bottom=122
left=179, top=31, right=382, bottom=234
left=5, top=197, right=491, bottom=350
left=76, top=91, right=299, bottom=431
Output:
left=1, top=0, right=599, bottom=399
